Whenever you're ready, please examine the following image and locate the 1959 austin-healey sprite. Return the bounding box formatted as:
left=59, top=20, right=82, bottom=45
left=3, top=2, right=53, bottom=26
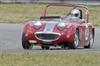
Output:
left=22, top=4, right=95, bottom=49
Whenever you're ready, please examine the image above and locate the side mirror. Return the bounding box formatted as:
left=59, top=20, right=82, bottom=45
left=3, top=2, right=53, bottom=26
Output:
left=81, top=19, right=85, bottom=24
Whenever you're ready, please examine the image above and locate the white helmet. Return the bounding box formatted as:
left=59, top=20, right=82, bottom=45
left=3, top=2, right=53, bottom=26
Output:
left=71, top=9, right=80, bottom=18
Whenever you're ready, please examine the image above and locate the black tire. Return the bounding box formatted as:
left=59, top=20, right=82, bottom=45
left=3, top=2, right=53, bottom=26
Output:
left=41, top=45, right=50, bottom=50
left=68, top=30, right=79, bottom=49
left=22, top=33, right=33, bottom=49
left=84, top=32, right=94, bottom=48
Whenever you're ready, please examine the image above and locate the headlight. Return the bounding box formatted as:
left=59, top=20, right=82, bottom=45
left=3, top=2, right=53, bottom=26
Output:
left=58, top=23, right=66, bottom=30
left=34, top=21, right=42, bottom=29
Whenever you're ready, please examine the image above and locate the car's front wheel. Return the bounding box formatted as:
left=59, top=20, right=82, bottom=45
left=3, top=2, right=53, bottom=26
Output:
left=22, top=33, right=33, bottom=49
left=68, top=30, right=79, bottom=49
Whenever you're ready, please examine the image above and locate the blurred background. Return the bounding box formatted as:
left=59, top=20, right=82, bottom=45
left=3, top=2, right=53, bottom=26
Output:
left=0, top=0, right=100, bottom=25
left=0, top=0, right=100, bottom=5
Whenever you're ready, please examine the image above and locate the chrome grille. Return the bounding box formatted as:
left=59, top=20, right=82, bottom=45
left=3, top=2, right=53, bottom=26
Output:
left=35, top=32, right=60, bottom=41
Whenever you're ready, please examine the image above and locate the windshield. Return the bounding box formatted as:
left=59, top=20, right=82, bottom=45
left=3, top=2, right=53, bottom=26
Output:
left=40, top=18, right=61, bottom=22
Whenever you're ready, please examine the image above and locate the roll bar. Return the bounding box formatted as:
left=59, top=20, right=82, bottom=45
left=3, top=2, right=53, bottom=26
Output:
left=43, top=4, right=89, bottom=23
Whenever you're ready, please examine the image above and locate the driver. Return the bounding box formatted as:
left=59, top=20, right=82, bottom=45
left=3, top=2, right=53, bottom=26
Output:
left=65, top=8, right=82, bottom=22
left=71, top=9, right=80, bottom=18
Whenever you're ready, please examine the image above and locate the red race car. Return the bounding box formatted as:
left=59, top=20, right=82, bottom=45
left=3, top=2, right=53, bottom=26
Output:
left=22, top=4, right=95, bottom=49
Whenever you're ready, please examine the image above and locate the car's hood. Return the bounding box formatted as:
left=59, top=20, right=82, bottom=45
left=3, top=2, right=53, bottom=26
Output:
left=31, top=20, right=79, bottom=32
left=41, top=20, right=79, bottom=27
left=41, top=21, right=59, bottom=32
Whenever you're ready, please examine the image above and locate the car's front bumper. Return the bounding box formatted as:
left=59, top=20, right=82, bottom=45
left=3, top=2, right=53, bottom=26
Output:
left=24, top=31, right=74, bottom=46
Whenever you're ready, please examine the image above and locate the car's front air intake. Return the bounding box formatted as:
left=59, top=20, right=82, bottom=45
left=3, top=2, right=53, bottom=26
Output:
left=35, top=32, right=60, bottom=41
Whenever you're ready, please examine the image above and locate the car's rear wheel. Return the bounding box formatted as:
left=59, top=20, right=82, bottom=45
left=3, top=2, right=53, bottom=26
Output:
left=84, top=32, right=94, bottom=48
left=22, top=33, right=33, bottom=49
left=41, top=45, right=50, bottom=50
left=68, top=30, right=79, bottom=49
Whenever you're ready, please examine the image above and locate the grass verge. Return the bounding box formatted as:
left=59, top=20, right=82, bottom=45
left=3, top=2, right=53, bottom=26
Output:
left=0, top=51, right=100, bottom=66
left=0, top=3, right=100, bottom=26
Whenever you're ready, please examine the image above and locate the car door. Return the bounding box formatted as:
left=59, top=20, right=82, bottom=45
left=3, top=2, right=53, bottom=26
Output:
left=78, top=22, right=90, bottom=45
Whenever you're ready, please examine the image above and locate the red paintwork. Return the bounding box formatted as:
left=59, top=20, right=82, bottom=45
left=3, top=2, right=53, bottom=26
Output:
left=23, top=4, right=94, bottom=47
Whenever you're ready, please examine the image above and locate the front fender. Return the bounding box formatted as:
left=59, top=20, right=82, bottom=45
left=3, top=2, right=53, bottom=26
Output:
left=65, top=25, right=78, bottom=42
left=68, top=25, right=78, bottom=34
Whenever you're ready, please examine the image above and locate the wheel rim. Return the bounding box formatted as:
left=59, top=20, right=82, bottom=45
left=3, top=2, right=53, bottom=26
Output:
left=74, top=33, right=79, bottom=47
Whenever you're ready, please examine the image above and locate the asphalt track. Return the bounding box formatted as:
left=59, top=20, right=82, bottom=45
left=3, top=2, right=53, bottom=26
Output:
left=0, top=24, right=100, bottom=52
